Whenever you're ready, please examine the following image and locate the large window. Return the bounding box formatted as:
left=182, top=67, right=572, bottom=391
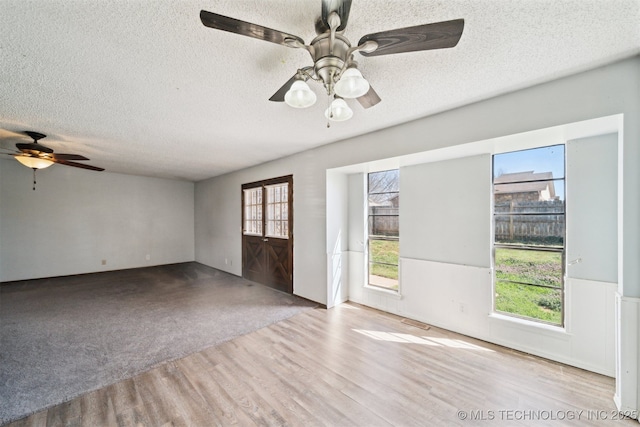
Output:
left=493, top=145, right=565, bottom=326
left=368, top=170, right=399, bottom=291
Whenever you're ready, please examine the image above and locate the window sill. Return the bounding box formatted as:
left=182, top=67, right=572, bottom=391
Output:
left=488, top=312, right=570, bottom=339
left=363, top=284, right=402, bottom=299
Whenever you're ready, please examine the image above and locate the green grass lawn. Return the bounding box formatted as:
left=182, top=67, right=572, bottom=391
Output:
left=365, top=241, right=563, bottom=324
left=495, top=248, right=562, bottom=287
left=369, top=239, right=399, bottom=281
left=495, top=248, right=563, bottom=325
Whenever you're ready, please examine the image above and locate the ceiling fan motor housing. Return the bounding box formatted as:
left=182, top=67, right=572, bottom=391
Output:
left=310, top=33, right=351, bottom=94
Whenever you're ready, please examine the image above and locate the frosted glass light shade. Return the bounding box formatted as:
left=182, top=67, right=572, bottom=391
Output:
left=15, top=156, right=54, bottom=169
left=334, top=68, right=370, bottom=98
left=284, top=80, right=317, bottom=108
left=324, top=98, right=353, bottom=121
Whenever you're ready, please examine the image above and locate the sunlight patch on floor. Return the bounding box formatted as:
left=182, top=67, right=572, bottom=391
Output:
left=425, top=337, right=494, bottom=352
left=352, top=329, right=495, bottom=352
left=353, top=329, right=439, bottom=345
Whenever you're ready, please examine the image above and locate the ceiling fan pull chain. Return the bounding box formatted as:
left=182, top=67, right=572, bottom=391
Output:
left=326, top=95, right=332, bottom=128
left=32, top=168, right=37, bottom=190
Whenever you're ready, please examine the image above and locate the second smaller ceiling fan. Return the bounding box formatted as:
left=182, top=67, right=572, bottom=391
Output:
left=1, top=131, right=104, bottom=190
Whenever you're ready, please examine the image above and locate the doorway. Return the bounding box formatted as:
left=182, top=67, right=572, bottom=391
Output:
left=241, top=175, right=293, bottom=293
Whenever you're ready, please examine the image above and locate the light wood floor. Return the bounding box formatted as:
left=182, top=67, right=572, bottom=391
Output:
left=7, top=303, right=635, bottom=426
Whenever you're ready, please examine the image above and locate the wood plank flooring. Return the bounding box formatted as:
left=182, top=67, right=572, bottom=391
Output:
left=7, top=303, right=635, bottom=426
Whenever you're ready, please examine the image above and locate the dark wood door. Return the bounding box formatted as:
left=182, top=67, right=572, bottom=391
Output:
left=242, top=175, right=293, bottom=293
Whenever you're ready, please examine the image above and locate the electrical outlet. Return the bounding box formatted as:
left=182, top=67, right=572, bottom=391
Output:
left=101, top=259, right=107, bottom=266
left=459, top=303, right=466, bottom=313
left=225, top=258, right=228, bottom=265
left=146, top=254, right=151, bottom=261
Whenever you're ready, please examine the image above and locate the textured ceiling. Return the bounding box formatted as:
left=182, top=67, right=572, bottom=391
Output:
left=1, top=0, right=639, bottom=181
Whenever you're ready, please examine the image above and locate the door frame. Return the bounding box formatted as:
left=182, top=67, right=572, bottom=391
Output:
left=241, top=174, right=293, bottom=293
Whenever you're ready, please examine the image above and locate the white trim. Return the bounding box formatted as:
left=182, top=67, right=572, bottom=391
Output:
left=363, top=284, right=403, bottom=299
left=488, top=312, right=568, bottom=337
left=614, top=293, right=639, bottom=413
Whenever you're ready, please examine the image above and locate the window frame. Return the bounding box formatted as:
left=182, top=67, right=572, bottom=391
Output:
left=366, top=169, right=400, bottom=292
left=492, top=145, right=566, bottom=327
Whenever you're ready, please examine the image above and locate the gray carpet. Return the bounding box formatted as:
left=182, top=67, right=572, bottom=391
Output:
left=0, top=262, right=317, bottom=425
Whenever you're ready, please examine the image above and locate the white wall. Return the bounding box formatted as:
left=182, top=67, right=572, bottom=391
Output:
left=326, top=170, right=349, bottom=307
left=566, top=134, right=618, bottom=283
left=401, top=154, right=491, bottom=267
left=0, top=159, right=195, bottom=282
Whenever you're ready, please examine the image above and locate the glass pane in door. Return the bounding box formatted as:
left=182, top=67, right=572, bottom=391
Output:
left=265, top=183, right=289, bottom=239
left=243, top=187, right=262, bottom=235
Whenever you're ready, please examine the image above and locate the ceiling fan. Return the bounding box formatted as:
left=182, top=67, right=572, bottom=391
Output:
left=1, top=131, right=104, bottom=190
left=200, top=0, right=464, bottom=124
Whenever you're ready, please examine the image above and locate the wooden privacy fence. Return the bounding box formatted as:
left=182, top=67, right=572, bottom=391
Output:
left=494, top=200, right=565, bottom=245
left=369, top=201, right=565, bottom=244
left=369, top=207, right=399, bottom=237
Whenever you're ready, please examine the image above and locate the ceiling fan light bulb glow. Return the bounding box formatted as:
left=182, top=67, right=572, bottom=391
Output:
left=15, top=156, right=54, bottom=169
left=284, top=80, right=317, bottom=108
left=334, top=68, right=370, bottom=98
left=324, top=98, right=353, bottom=121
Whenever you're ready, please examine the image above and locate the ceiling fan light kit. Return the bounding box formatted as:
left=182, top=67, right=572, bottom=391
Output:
left=333, top=67, right=369, bottom=99
left=200, top=0, right=464, bottom=125
left=325, top=98, right=353, bottom=121
left=284, top=79, right=318, bottom=108
left=15, top=156, right=54, bottom=170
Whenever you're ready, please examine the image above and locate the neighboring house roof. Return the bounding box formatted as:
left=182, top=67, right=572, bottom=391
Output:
left=494, top=171, right=556, bottom=198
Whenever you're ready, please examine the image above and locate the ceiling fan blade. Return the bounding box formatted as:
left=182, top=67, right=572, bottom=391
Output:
left=50, top=153, right=90, bottom=161
left=269, top=74, right=298, bottom=102
left=358, top=19, right=464, bottom=57
left=319, top=0, right=352, bottom=33
left=200, top=10, right=305, bottom=47
left=52, top=159, right=104, bottom=171
left=356, top=85, right=382, bottom=109
left=16, top=142, right=53, bottom=154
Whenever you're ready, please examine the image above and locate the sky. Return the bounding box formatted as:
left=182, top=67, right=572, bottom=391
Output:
left=493, top=144, right=565, bottom=199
